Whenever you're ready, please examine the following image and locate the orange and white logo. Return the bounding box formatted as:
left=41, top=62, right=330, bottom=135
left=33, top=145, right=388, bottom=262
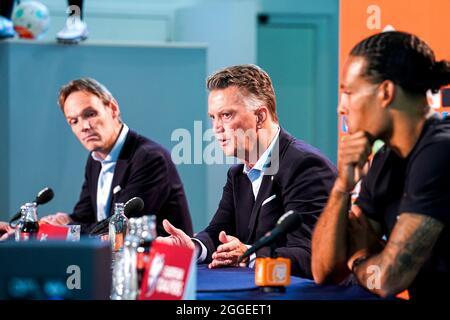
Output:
left=255, top=257, right=291, bottom=287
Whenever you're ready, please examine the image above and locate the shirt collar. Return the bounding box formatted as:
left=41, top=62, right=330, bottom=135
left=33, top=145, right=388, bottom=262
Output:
left=243, top=126, right=280, bottom=174
left=91, top=123, right=129, bottom=163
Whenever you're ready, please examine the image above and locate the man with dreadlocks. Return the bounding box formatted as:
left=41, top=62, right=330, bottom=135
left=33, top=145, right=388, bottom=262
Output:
left=312, top=31, right=450, bottom=300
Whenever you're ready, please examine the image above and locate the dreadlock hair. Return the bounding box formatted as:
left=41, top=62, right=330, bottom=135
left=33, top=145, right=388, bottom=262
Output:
left=350, top=31, right=450, bottom=95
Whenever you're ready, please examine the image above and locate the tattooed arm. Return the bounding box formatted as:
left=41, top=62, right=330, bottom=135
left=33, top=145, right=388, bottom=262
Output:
left=349, top=213, right=444, bottom=297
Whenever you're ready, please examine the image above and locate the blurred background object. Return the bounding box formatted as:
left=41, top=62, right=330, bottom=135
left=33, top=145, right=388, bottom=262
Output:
left=12, top=1, right=50, bottom=39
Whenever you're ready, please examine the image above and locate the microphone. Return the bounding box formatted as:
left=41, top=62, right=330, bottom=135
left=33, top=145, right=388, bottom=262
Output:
left=123, top=197, right=145, bottom=217
left=89, top=197, right=145, bottom=236
left=9, top=187, right=54, bottom=225
left=35, top=187, right=55, bottom=206
left=238, top=210, right=302, bottom=263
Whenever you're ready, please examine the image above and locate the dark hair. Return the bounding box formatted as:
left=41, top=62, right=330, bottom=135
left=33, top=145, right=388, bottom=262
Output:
left=58, top=78, right=113, bottom=110
left=350, top=31, right=450, bottom=94
left=207, top=64, right=278, bottom=122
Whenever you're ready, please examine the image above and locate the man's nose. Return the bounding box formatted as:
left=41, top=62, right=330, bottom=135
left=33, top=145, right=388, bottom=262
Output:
left=81, top=118, right=91, bottom=130
left=337, top=96, right=347, bottom=116
left=213, top=118, right=224, bottom=134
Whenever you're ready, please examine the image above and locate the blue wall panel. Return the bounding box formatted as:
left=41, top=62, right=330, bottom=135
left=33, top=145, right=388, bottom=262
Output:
left=0, top=44, right=10, bottom=219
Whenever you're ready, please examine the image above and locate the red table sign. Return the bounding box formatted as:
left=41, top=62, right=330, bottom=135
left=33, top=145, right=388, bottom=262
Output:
left=139, top=241, right=196, bottom=300
left=37, top=223, right=80, bottom=241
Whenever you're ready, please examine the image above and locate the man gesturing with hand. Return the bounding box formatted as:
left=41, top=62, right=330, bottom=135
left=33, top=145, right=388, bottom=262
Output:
left=157, top=65, right=336, bottom=277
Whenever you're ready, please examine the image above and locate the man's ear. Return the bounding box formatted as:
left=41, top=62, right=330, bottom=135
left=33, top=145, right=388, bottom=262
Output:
left=255, top=107, right=268, bottom=127
left=108, top=98, right=121, bottom=118
left=378, top=80, right=396, bottom=109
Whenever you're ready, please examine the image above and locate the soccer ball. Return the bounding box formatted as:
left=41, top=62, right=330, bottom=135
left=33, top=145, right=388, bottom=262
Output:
left=0, top=16, right=15, bottom=38
left=12, top=1, right=50, bottom=39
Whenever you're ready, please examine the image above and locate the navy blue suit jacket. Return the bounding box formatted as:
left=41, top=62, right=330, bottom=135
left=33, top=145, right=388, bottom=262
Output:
left=70, top=129, right=193, bottom=236
left=195, top=129, right=336, bottom=278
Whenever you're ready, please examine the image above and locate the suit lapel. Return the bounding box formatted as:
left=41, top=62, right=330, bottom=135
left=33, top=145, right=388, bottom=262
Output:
left=108, top=158, right=127, bottom=215
left=244, top=128, right=293, bottom=243
left=235, top=172, right=255, bottom=231
left=90, top=159, right=101, bottom=216
left=106, top=130, right=138, bottom=216
left=246, top=174, right=273, bottom=243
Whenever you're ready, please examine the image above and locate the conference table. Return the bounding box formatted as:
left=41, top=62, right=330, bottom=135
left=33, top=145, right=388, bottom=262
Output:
left=0, top=239, right=385, bottom=300
left=196, top=264, right=382, bottom=300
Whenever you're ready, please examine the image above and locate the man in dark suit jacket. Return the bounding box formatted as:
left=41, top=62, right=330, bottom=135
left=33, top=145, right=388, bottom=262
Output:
left=40, top=78, right=193, bottom=236
left=158, top=65, right=336, bottom=278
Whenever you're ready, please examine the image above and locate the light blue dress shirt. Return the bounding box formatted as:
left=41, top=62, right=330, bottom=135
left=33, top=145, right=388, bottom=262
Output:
left=91, top=124, right=129, bottom=222
left=195, top=127, right=281, bottom=267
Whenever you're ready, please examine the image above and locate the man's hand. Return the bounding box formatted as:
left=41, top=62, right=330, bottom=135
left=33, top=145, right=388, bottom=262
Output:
left=0, top=221, right=14, bottom=241
left=335, top=131, right=372, bottom=192
left=40, top=212, right=72, bottom=226
left=347, top=208, right=384, bottom=269
left=209, top=231, right=248, bottom=269
left=155, top=219, right=195, bottom=250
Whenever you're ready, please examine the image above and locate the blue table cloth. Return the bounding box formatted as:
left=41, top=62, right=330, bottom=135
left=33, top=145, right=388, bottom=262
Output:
left=196, top=265, right=382, bottom=300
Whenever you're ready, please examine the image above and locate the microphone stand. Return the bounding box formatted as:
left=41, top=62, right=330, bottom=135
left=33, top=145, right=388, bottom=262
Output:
left=260, top=243, right=286, bottom=293
left=270, top=242, right=277, bottom=259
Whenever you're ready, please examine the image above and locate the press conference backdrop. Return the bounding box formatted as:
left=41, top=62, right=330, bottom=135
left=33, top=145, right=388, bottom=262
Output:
left=0, top=40, right=208, bottom=232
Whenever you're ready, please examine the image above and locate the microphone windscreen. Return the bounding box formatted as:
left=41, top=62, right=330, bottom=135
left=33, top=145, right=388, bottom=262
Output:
left=276, top=210, right=303, bottom=234
left=89, top=197, right=143, bottom=235
left=124, top=197, right=144, bottom=217
left=35, top=187, right=54, bottom=205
